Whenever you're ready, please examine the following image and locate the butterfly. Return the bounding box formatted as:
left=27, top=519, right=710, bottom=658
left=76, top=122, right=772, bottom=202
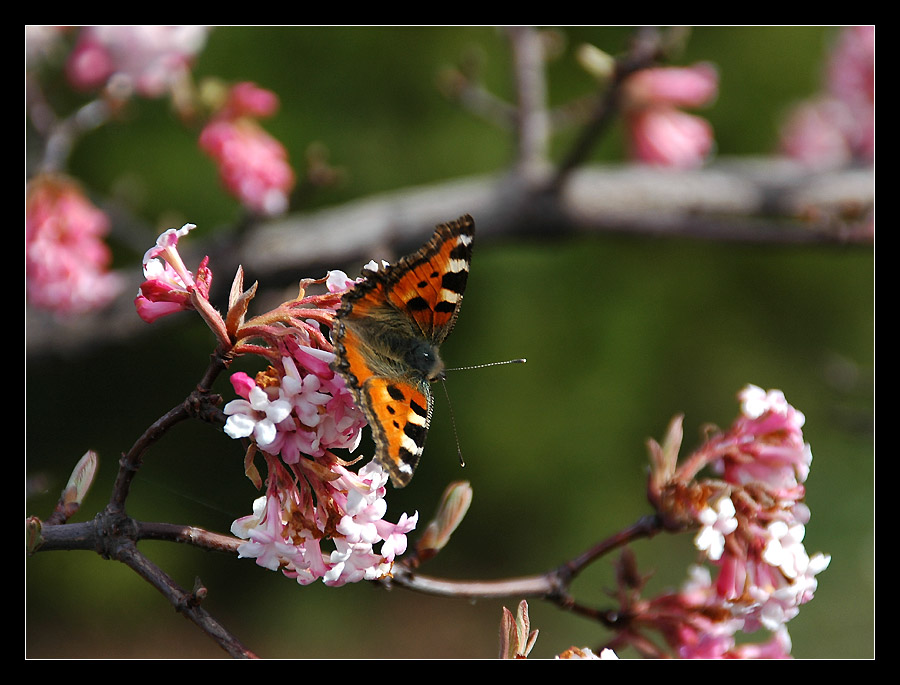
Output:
left=331, top=215, right=475, bottom=487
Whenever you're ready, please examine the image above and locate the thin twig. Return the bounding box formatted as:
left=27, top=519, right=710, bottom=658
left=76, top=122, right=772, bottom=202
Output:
left=31, top=505, right=252, bottom=656
left=108, top=350, right=230, bottom=513
left=28, top=346, right=250, bottom=656
left=550, top=27, right=666, bottom=192
left=26, top=74, right=114, bottom=174
left=505, top=27, right=551, bottom=182
left=111, top=536, right=257, bottom=658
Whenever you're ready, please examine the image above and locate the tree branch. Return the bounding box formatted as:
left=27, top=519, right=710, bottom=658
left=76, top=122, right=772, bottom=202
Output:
left=31, top=510, right=253, bottom=657
left=25, top=157, right=873, bottom=358
left=506, top=27, right=551, bottom=182
left=388, top=513, right=663, bottom=612
left=114, top=538, right=257, bottom=658
left=551, top=27, right=667, bottom=190
left=108, top=351, right=229, bottom=513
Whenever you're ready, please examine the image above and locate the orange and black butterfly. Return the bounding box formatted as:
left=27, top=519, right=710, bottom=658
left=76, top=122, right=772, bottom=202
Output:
left=331, top=215, right=474, bottom=487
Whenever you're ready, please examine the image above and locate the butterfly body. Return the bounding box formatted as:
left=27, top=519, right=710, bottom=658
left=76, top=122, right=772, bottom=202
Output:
left=332, top=215, right=475, bottom=487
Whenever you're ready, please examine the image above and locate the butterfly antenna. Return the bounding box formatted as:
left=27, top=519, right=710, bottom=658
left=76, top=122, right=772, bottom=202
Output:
left=445, top=358, right=526, bottom=372
left=439, top=358, right=525, bottom=469
left=440, top=378, right=466, bottom=469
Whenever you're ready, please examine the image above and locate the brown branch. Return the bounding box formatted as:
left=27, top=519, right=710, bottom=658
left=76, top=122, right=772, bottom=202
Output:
left=26, top=74, right=115, bottom=174
left=388, top=513, right=663, bottom=614
left=108, top=350, right=230, bottom=513
left=114, top=539, right=257, bottom=658
left=135, top=521, right=243, bottom=552
left=31, top=509, right=252, bottom=656
left=32, top=491, right=252, bottom=657
left=32, top=517, right=242, bottom=555
left=557, top=514, right=663, bottom=585
left=27, top=348, right=246, bottom=656
left=32, top=501, right=659, bottom=654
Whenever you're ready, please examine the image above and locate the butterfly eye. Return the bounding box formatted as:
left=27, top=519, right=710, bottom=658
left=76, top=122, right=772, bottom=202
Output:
left=406, top=341, right=444, bottom=380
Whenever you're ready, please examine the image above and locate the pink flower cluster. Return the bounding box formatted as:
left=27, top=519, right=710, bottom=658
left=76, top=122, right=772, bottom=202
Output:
left=231, top=458, right=418, bottom=586
left=132, top=223, right=417, bottom=585
left=222, top=293, right=417, bottom=586
left=780, top=26, right=874, bottom=167
left=65, top=25, right=209, bottom=98
left=26, top=175, right=123, bottom=315
left=644, top=384, right=829, bottom=657
left=223, top=341, right=365, bottom=461
left=198, top=82, right=296, bottom=216
left=622, top=63, right=719, bottom=168
left=132, top=225, right=415, bottom=584
left=646, top=565, right=795, bottom=659
left=134, top=223, right=212, bottom=324
left=699, top=386, right=829, bottom=634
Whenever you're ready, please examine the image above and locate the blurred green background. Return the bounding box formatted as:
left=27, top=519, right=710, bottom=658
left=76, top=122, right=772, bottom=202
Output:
left=26, top=27, right=873, bottom=659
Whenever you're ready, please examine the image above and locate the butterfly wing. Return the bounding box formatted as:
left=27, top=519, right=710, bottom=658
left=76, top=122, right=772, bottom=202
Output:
left=361, top=376, right=433, bottom=487
left=332, top=215, right=475, bottom=487
left=380, top=215, right=475, bottom=344
left=332, top=314, right=435, bottom=487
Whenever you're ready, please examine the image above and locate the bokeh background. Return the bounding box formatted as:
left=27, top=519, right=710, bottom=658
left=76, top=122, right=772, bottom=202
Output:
left=26, top=26, right=873, bottom=658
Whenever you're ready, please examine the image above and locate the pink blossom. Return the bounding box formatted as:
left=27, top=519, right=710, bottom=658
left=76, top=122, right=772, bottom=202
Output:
left=780, top=26, right=874, bottom=166
left=623, top=63, right=718, bottom=168
left=646, top=565, right=796, bottom=659
left=728, top=626, right=793, bottom=659
left=826, top=26, right=874, bottom=161
left=646, top=384, right=829, bottom=654
left=703, top=509, right=830, bottom=635
left=198, top=82, right=296, bottom=216
left=222, top=265, right=414, bottom=587
left=625, top=63, right=719, bottom=109
left=631, top=566, right=744, bottom=658
left=65, top=26, right=208, bottom=98
left=280, top=354, right=332, bottom=427
left=26, top=175, right=123, bottom=315
left=223, top=383, right=293, bottom=448
left=229, top=372, right=258, bottom=400
left=556, top=647, right=618, bottom=660
left=134, top=224, right=212, bottom=323
left=221, top=81, right=281, bottom=119
left=690, top=387, right=827, bottom=631
left=231, top=458, right=417, bottom=587
left=626, top=107, right=715, bottom=169
left=779, top=98, right=860, bottom=167
left=717, top=384, right=812, bottom=491
left=694, top=495, right=738, bottom=561
left=199, top=118, right=295, bottom=216
left=224, top=341, right=366, bottom=462
left=325, top=269, right=359, bottom=293
left=375, top=511, right=418, bottom=561
left=231, top=494, right=300, bottom=572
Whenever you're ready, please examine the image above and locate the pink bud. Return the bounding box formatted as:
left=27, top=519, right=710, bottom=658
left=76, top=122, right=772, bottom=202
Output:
left=227, top=82, right=280, bottom=118
left=625, top=63, right=718, bottom=109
